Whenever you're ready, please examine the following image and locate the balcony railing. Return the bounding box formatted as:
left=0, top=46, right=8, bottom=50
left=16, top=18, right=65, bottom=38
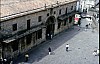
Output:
left=0, top=23, right=43, bottom=41
left=57, top=10, right=79, bottom=21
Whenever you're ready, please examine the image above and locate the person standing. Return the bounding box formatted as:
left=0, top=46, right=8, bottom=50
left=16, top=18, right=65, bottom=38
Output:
left=66, top=44, right=69, bottom=52
left=48, top=47, right=51, bottom=55
left=3, top=58, right=7, bottom=64
left=47, top=33, right=50, bottom=39
left=78, top=18, right=81, bottom=27
left=50, top=34, right=53, bottom=39
left=25, top=53, right=29, bottom=62
left=86, top=24, right=88, bottom=29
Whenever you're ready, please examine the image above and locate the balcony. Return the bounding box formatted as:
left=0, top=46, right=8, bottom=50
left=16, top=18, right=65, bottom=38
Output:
left=57, top=10, right=79, bottom=21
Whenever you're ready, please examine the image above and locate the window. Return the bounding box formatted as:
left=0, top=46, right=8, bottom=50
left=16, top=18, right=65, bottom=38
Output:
left=26, top=34, right=32, bottom=45
left=50, top=8, right=53, bottom=14
left=36, top=29, right=42, bottom=40
left=27, top=19, right=30, bottom=30
left=65, top=8, right=67, bottom=14
left=12, top=40, right=18, bottom=52
left=12, top=23, right=17, bottom=31
left=54, top=11, right=56, bottom=14
left=64, top=18, right=68, bottom=26
left=47, top=13, right=49, bottom=16
left=81, top=5, right=82, bottom=8
left=69, top=17, right=72, bottom=23
left=71, top=6, right=73, bottom=10
left=59, top=9, right=61, bottom=15
left=20, top=37, right=25, bottom=50
left=37, top=29, right=42, bottom=39
left=58, top=22, right=61, bottom=29
left=38, top=16, right=42, bottom=22
left=64, top=20, right=66, bottom=26
left=74, top=6, right=76, bottom=11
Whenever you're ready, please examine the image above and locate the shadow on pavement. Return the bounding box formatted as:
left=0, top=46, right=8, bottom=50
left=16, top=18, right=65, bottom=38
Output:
left=13, top=26, right=84, bottom=64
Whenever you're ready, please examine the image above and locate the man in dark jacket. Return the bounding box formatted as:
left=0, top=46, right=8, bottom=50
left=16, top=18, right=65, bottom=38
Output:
left=48, top=47, right=51, bottom=55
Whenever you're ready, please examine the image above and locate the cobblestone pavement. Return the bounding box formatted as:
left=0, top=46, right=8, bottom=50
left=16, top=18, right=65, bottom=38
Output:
left=15, top=13, right=99, bottom=64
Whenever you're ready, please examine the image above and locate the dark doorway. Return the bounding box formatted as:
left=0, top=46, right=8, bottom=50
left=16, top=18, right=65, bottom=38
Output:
left=69, top=16, right=72, bottom=23
left=46, top=16, right=55, bottom=40
left=27, top=19, right=30, bottom=30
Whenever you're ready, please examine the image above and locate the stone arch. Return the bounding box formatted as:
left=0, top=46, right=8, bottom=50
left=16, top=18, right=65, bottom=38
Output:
left=45, top=16, right=56, bottom=39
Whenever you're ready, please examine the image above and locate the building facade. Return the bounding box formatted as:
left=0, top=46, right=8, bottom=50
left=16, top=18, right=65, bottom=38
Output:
left=78, top=0, right=96, bottom=13
left=0, top=0, right=77, bottom=60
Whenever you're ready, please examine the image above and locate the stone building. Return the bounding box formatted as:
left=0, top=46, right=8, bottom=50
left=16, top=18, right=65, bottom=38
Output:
left=78, top=0, right=96, bottom=13
left=0, top=0, right=78, bottom=60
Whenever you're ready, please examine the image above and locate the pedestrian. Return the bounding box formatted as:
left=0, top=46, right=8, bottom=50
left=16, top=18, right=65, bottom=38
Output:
left=9, top=58, right=13, bottom=64
left=66, top=44, right=69, bottom=52
left=48, top=47, right=51, bottom=55
left=50, top=34, right=53, bottom=39
left=3, top=58, right=7, bottom=64
left=88, top=22, right=90, bottom=25
left=25, top=53, right=29, bottom=62
left=10, top=60, right=13, bottom=64
left=86, top=24, right=88, bottom=29
left=78, top=19, right=81, bottom=27
left=93, top=49, right=99, bottom=56
left=47, top=33, right=50, bottom=39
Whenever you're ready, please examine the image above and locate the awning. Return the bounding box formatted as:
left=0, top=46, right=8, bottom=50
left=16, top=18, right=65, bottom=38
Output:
left=58, top=11, right=79, bottom=21
left=3, top=39, right=15, bottom=43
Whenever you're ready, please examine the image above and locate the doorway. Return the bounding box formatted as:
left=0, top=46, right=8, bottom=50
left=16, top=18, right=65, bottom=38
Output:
left=46, top=16, right=55, bottom=39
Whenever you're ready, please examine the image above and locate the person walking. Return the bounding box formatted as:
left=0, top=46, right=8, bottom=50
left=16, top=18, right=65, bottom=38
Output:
left=66, top=44, right=69, bottom=52
left=25, top=53, right=29, bottom=62
left=48, top=47, right=51, bottom=55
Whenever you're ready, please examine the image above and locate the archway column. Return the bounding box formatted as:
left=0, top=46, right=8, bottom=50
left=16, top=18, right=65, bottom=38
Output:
left=54, top=19, right=58, bottom=35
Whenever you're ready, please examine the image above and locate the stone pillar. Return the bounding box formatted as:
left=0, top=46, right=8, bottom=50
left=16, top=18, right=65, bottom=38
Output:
left=42, top=28, right=46, bottom=41
left=54, top=19, right=58, bottom=35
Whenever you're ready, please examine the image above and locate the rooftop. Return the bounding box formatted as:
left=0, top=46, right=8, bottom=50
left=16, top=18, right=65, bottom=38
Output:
left=0, top=0, right=77, bottom=21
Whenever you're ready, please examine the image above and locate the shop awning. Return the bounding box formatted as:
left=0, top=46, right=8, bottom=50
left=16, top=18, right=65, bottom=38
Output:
left=3, top=39, right=15, bottom=43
